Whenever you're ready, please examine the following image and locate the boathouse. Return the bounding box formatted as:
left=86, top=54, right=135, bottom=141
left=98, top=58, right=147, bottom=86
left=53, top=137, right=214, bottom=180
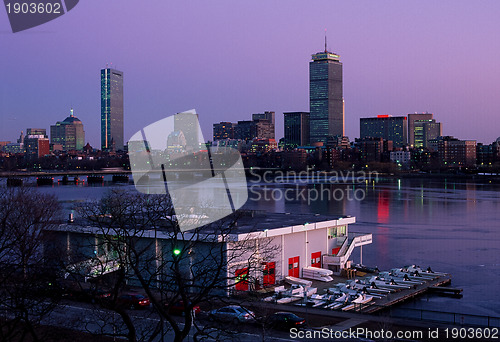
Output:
left=45, top=210, right=372, bottom=292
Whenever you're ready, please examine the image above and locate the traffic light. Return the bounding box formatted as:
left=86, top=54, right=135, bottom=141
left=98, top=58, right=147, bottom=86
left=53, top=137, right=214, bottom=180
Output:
left=173, top=248, right=181, bottom=257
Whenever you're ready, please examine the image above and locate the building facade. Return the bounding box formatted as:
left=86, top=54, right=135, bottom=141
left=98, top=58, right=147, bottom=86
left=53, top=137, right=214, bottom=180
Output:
left=283, top=112, right=310, bottom=149
left=213, top=122, right=235, bottom=141
left=252, top=111, right=275, bottom=140
left=360, top=115, right=408, bottom=148
left=24, top=128, right=49, bottom=160
left=101, top=68, right=124, bottom=151
left=46, top=212, right=371, bottom=293
left=252, top=111, right=275, bottom=126
left=477, top=138, right=500, bottom=166
left=407, top=113, right=433, bottom=147
left=390, top=151, right=411, bottom=166
left=50, top=109, right=85, bottom=151
left=434, top=136, right=477, bottom=167
left=413, top=119, right=442, bottom=149
left=309, top=48, right=344, bottom=143
left=234, top=119, right=274, bottom=141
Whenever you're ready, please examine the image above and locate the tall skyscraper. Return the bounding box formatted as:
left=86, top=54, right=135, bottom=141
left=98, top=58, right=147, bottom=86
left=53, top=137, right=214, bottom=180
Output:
left=50, top=108, right=85, bottom=151
left=284, top=112, right=310, bottom=148
left=309, top=38, right=344, bottom=144
left=101, top=68, right=124, bottom=151
left=360, top=115, right=408, bottom=148
left=407, top=113, right=433, bottom=147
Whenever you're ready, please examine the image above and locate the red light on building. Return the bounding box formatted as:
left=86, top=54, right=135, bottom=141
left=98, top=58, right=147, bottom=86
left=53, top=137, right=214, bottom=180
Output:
left=377, top=115, right=390, bottom=118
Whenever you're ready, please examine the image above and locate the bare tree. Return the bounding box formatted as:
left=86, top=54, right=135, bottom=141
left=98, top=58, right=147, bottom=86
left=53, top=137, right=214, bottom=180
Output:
left=65, top=189, right=277, bottom=342
left=0, top=187, right=62, bottom=342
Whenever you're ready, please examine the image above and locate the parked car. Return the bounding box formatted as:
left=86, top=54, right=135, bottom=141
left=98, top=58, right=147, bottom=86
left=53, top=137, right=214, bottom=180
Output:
left=117, top=292, right=150, bottom=309
left=209, top=305, right=255, bottom=324
left=165, top=300, right=201, bottom=316
left=266, top=312, right=306, bottom=330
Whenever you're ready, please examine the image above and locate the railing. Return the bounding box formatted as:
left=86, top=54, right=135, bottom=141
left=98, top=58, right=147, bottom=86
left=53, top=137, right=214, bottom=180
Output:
left=387, top=306, right=500, bottom=328
left=352, top=233, right=373, bottom=246
left=323, top=233, right=373, bottom=266
left=336, top=236, right=350, bottom=257
left=345, top=302, right=500, bottom=328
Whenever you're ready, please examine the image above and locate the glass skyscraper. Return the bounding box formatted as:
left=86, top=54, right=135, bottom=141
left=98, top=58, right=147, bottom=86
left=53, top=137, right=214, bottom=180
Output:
left=309, top=48, right=344, bottom=144
left=101, top=68, right=124, bottom=151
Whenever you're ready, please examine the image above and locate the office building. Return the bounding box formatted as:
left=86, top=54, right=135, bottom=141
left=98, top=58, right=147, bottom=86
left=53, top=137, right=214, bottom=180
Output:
left=309, top=41, right=344, bottom=143
left=213, top=122, right=235, bottom=141
left=433, top=136, right=477, bottom=167
left=2, top=132, right=25, bottom=153
left=252, top=111, right=275, bottom=139
left=252, top=111, right=275, bottom=125
left=360, top=115, right=408, bottom=148
left=408, top=113, right=433, bottom=147
left=234, top=119, right=274, bottom=141
left=24, top=128, right=49, bottom=160
left=101, top=68, right=124, bottom=151
left=50, top=108, right=85, bottom=151
left=413, top=119, right=442, bottom=149
left=283, top=112, right=310, bottom=148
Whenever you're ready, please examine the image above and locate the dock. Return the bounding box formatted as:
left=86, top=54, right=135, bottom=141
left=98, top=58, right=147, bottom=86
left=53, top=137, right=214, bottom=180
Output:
left=361, top=274, right=453, bottom=313
left=263, top=271, right=460, bottom=316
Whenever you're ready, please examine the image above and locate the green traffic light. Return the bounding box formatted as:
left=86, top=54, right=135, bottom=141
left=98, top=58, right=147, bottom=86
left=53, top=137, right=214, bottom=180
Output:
left=173, top=249, right=181, bottom=256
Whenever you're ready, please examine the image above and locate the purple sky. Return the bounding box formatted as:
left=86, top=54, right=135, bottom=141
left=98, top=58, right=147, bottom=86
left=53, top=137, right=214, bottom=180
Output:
left=1, top=1, right=500, bottom=146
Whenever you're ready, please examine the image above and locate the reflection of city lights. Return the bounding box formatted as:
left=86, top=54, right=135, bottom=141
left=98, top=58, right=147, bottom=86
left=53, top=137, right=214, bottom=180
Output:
left=377, top=190, right=390, bottom=224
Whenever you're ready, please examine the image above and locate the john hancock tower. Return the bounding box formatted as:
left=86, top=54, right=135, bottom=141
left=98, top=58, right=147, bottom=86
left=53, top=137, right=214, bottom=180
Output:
left=101, top=68, right=124, bottom=151
left=309, top=39, right=344, bottom=144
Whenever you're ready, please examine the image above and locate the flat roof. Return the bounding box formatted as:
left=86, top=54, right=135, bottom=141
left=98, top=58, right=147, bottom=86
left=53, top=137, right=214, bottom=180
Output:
left=50, top=210, right=356, bottom=241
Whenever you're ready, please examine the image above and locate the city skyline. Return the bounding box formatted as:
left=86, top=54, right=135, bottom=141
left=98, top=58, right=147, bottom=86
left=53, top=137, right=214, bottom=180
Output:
left=1, top=1, right=499, bottom=146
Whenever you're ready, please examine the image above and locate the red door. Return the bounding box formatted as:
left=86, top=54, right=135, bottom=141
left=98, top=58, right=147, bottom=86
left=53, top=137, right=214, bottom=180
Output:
left=235, top=268, right=248, bottom=291
left=311, top=251, right=321, bottom=268
left=288, top=256, right=299, bottom=277
left=263, top=262, right=275, bottom=286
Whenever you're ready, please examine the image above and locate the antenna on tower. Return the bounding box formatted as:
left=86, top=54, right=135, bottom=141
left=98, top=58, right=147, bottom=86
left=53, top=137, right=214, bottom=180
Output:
left=324, top=28, right=327, bottom=52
